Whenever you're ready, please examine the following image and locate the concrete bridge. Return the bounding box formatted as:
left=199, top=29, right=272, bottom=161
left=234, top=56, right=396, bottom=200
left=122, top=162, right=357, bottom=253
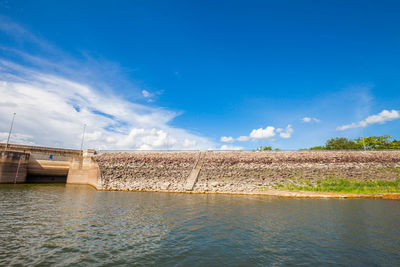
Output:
left=0, top=143, right=100, bottom=188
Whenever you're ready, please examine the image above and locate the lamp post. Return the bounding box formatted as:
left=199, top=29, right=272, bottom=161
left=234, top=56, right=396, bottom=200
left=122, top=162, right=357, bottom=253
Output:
left=80, top=124, right=86, bottom=150
left=5, top=112, right=16, bottom=151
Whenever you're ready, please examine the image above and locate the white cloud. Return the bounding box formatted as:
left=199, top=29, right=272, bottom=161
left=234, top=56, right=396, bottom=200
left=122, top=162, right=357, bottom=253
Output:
left=0, top=59, right=215, bottom=150
left=116, top=128, right=177, bottom=149
left=302, top=117, right=320, bottom=123
left=0, top=19, right=215, bottom=151
left=183, top=139, right=197, bottom=148
left=237, top=136, right=249, bottom=141
left=141, top=89, right=162, bottom=103
left=249, top=126, right=275, bottom=139
left=0, top=132, right=35, bottom=145
left=220, top=136, right=235, bottom=143
left=337, top=109, right=400, bottom=130
left=276, top=124, right=293, bottom=138
left=142, top=90, right=152, bottom=98
left=220, top=125, right=293, bottom=143
left=84, top=131, right=102, bottom=142
left=219, top=144, right=243, bottom=151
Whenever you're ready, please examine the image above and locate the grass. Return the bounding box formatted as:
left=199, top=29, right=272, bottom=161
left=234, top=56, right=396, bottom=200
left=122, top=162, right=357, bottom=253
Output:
left=392, top=167, right=400, bottom=173
left=275, top=178, right=400, bottom=194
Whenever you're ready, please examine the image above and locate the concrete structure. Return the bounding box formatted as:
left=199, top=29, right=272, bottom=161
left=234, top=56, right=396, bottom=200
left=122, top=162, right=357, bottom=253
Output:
left=0, top=151, right=30, bottom=183
left=67, top=149, right=101, bottom=189
left=2, top=146, right=400, bottom=196
left=184, top=152, right=205, bottom=191
left=0, top=143, right=100, bottom=188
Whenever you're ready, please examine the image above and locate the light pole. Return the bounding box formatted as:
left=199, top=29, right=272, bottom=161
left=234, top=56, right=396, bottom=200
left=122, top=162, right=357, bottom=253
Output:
left=80, top=124, right=86, bottom=150
left=5, top=112, right=16, bottom=151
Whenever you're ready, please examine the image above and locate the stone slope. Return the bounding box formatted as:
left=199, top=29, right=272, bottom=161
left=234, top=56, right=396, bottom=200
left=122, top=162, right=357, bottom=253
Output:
left=96, top=152, right=197, bottom=191
left=95, top=151, right=400, bottom=193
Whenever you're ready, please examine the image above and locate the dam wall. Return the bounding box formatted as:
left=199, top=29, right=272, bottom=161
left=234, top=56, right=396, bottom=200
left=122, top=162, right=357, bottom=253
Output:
left=2, top=145, right=400, bottom=193
left=67, top=149, right=101, bottom=189
left=0, top=144, right=99, bottom=187
left=96, top=151, right=400, bottom=193
left=0, top=143, right=81, bottom=181
left=0, top=151, right=30, bottom=183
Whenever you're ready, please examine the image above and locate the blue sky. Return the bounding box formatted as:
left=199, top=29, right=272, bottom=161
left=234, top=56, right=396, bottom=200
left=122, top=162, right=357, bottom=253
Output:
left=0, top=0, right=399, bottom=150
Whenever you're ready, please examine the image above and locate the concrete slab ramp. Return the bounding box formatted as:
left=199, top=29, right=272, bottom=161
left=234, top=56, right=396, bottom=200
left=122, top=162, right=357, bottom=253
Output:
left=184, top=152, right=205, bottom=191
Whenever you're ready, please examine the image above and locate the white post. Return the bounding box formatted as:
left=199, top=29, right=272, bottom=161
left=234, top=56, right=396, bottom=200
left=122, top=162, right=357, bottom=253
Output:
left=5, top=112, right=16, bottom=151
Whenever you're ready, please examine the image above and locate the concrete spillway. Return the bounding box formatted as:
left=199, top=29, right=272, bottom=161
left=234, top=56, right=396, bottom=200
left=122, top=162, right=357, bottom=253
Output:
left=0, top=144, right=100, bottom=188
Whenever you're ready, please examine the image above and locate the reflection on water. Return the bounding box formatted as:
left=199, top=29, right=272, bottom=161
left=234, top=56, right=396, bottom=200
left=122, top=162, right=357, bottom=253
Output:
left=0, top=184, right=399, bottom=266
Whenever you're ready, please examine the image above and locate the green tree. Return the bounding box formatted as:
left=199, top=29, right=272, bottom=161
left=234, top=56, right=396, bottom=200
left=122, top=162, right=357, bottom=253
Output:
left=309, top=146, right=325, bottom=150
left=305, top=135, right=399, bottom=150
left=257, top=146, right=272, bottom=151
left=324, top=137, right=361, bottom=150
left=389, top=140, right=400, bottom=149
left=354, top=135, right=393, bottom=150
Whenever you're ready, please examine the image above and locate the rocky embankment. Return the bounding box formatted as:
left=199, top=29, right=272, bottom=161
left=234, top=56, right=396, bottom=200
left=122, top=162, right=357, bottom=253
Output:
left=96, top=152, right=197, bottom=191
left=95, top=151, right=400, bottom=193
left=193, top=151, right=400, bottom=192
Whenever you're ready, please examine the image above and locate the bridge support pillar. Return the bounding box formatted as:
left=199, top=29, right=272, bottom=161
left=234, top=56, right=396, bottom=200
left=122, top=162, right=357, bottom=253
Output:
left=66, top=149, right=101, bottom=189
left=0, top=151, right=30, bottom=183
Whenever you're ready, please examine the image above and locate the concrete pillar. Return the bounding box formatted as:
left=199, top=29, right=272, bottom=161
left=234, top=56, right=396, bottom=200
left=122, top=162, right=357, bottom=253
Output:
left=82, top=149, right=95, bottom=166
left=0, top=151, right=30, bottom=183
left=66, top=149, right=101, bottom=189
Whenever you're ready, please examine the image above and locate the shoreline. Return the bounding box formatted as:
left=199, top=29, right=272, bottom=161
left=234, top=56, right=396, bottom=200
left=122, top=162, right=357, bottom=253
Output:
left=96, top=187, right=400, bottom=200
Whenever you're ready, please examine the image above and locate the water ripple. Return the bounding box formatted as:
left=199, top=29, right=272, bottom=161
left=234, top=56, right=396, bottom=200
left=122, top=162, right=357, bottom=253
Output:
left=0, top=184, right=399, bottom=266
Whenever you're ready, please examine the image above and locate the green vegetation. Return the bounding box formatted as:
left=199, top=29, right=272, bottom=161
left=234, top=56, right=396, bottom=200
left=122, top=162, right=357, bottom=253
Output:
left=257, top=146, right=272, bottom=151
left=256, top=146, right=282, bottom=151
left=308, top=135, right=400, bottom=150
left=276, top=178, right=400, bottom=194
left=261, top=135, right=399, bottom=151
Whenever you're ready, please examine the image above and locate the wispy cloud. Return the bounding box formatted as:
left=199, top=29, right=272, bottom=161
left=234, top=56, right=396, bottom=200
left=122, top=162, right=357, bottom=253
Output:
left=302, top=117, right=320, bottom=123
left=141, top=89, right=162, bottom=103
left=0, top=18, right=215, bottom=150
left=0, top=60, right=214, bottom=150
left=219, top=144, right=243, bottom=151
left=220, top=124, right=294, bottom=144
left=142, top=90, right=152, bottom=98
left=0, top=131, right=35, bottom=145
left=236, top=136, right=249, bottom=142
left=220, top=136, right=235, bottom=143
left=337, top=109, right=400, bottom=130
left=0, top=15, right=57, bottom=54
left=276, top=124, right=293, bottom=138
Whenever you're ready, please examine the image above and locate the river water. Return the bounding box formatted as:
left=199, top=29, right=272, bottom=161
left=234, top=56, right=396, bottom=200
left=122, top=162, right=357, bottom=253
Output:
left=0, top=184, right=399, bottom=266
